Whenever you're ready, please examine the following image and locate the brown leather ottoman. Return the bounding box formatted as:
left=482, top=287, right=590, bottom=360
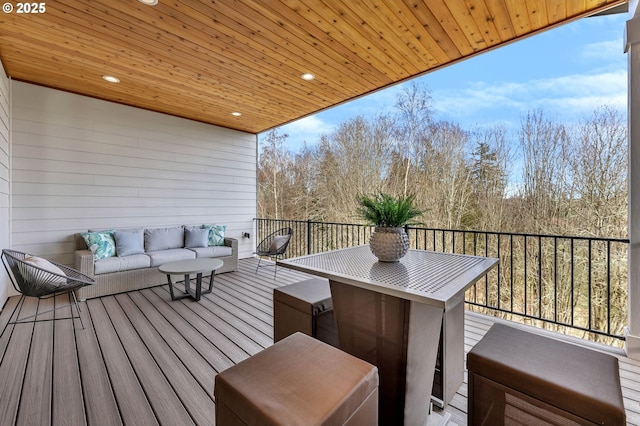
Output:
left=274, top=278, right=339, bottom=347
left=467, top=323, right=626, bottom=425
left=214, top=332, right=379, bottom=425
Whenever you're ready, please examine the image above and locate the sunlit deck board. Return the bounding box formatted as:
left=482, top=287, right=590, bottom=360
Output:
left=0, top=257, right=638, bottom=425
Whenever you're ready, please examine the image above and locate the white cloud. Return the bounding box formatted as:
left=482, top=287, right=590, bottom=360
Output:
left=532, top=71, right=627, bottom=117
left=582, top=39, right=623, bottom=62
left=275, top=115, right=335, bottom=152
left=534, top=71, right=626, bottom=96
left=284, top=115, right=331, bottom=135
left=431, top=70, right=626, bottom=128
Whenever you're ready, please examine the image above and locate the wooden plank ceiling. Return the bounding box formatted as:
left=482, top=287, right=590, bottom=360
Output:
left=0, top=0, right=627, bottom=134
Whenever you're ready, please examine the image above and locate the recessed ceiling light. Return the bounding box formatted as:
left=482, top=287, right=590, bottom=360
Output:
left=139, top=0, right=158, bottom=5
left=231, top=112, right=242, bottom=117
left=102, top=75, right=120, bottom=83
left=301, top=73, right=315, bottom=81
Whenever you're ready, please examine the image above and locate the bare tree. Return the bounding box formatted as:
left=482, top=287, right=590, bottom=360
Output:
left=566, top=106, right=627, bottom=342
left=313, top=115, right=397, bottom=222
left=517, top=110, right=571, bottom=234
left=423, top=121, right=473, bottom=229
left=394, top=82, right=433, bottom=196
left=568, top=105, right=627, bottom=238
left=288, top=143, right=321, bottom=219
left=258, top=129, right=291, bottom=219
left=468, top=124, right=513, bottom=231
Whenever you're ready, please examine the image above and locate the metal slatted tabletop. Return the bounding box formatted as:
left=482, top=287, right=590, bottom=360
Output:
left=278, top=245, right=498, bottom=308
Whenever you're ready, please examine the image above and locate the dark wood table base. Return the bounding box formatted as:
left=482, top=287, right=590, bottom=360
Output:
left=166, top=271, right=214, bottom=302
left=330, top=280, right=443, bottom=425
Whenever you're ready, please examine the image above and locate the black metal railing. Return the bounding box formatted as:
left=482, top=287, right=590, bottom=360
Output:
left=255, top=218, right=629, bottom=345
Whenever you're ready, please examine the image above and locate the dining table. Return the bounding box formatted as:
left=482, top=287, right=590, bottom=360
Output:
left=278, top=245, right=498, bottom=425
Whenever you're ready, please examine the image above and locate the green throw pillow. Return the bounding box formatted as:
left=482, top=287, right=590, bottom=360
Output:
left=202, top=224, right=226, bottom=246
left=81, top=230, right=116, bottom=260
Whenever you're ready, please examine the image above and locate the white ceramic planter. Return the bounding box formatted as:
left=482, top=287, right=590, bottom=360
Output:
left=369, top=226, right=409, bottom=262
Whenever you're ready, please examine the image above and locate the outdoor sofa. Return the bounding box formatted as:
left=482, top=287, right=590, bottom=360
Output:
left=74, top=224, right=238, bottom=299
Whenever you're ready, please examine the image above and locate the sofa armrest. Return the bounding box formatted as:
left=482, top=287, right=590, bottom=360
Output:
left=224, top=237, right=238, bottom=252
left=223, top=237, right=239, bottom=272
left=75, top=250, right=95, bottom=278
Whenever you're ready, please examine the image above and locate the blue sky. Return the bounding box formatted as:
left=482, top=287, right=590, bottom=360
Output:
left=260, top=12, right=627, bottom=153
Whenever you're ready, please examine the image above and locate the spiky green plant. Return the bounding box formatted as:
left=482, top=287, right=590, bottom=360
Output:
left=356, top=192, right=423, bottom=228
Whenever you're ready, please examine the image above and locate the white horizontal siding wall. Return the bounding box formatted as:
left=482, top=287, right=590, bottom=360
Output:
left=0, top=64, right=9, bottom=304
left=11, top=82, right=256, bottom=266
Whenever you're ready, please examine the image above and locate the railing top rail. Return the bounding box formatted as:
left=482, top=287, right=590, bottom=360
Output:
left=254, top=218, right=629, bottom=244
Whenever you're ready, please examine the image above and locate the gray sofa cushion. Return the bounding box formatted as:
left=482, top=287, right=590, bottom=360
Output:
left=189, top=246, right=233, bottom=258
left=115, top=229, right=145, bottom=256
left=185, top=227, right=209, bottom=248
left=95, top=254, right=151, bottom=274
left=145, top=226, right=185, bottom=251
left=147, top=248, right=195, bottom=267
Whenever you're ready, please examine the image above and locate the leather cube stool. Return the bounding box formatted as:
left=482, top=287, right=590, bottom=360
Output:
left=214, top=332, right=379, bottom=425
left=274, top=278, right=338, bottom=347
left=467, top=323, right=626, bottom=425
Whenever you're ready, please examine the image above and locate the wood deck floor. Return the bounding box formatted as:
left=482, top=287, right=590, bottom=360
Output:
left=0, top=257, right=639, bottom=425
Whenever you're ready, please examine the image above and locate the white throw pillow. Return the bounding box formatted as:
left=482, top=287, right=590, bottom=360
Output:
left=19, top=255, right=67, bottom=287
left=269, top=235, right=289, bottom=253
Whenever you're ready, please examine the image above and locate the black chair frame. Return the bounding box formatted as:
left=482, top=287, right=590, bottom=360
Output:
left=1, top=249, right=95, bottom=329
left=255, top=227, right=293, bottom=279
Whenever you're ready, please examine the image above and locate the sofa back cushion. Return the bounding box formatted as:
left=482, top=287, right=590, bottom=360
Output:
left=115, top=229, right=145, bottom=256
left=145, top=226, right=185, bottom=251
left=185, top=227, right=210, bottom=248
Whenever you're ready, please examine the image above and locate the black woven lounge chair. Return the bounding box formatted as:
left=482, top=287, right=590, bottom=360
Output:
left=1, top=249, right=95, bottom=329
left=255, top=227, right=293, bottom=279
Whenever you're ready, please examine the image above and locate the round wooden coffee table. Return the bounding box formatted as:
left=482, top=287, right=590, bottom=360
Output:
left=159, top=258, right=224, bottom=301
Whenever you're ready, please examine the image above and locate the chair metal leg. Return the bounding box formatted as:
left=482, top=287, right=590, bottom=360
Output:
left=256, top=257, right=280, bottom=279
left=10, top=292, right=85, bottom=329
left=9, top=294, right=27, bottom=324
left=71, top=292, right=85, bottom=329
left=0, top=295, right=24, bottom=336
